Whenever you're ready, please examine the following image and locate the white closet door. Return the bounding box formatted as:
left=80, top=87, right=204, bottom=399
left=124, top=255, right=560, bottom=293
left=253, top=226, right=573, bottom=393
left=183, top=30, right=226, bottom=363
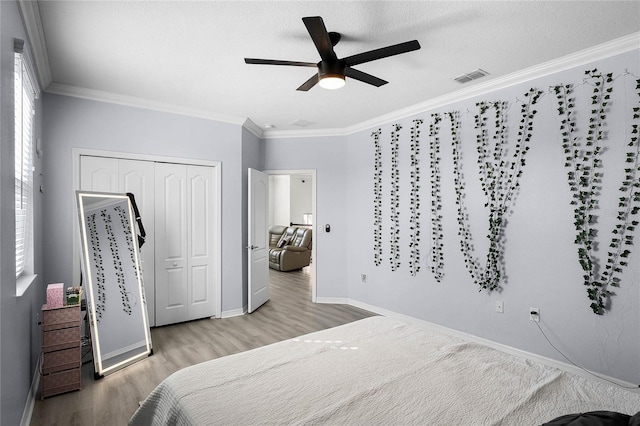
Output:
left=80, top=156, right=118, bottom=192
left=185, top=165, right=216, bottom=320
left=81, top=155, right=219, bottom=327
left=155, top=163, right=189, bottom=326
left=80, top=156, right=156, bottom=326
left=119, top=159, right=156, bottom=326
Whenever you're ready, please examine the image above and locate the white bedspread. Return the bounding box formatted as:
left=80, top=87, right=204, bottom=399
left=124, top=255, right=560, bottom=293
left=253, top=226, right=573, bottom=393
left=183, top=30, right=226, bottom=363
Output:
left=129, top=316, right=640, bottom=425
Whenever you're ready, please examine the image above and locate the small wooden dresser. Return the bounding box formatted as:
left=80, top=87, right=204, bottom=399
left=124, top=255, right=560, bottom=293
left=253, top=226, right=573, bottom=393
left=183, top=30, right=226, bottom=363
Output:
left=41, top=303, right=82, bottom=398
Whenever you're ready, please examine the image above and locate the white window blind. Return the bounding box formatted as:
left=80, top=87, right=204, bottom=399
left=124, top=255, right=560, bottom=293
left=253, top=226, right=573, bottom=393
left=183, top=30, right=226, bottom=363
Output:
left=15, top=41, right=36, bottom=279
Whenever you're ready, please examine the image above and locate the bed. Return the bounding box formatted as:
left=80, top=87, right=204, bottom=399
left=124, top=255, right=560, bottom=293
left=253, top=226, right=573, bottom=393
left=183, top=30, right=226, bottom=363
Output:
left=129, top=316, right=640, bottom=425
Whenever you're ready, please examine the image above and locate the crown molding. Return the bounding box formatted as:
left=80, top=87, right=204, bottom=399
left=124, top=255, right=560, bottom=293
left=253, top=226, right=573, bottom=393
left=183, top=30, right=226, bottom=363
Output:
left=242, top=118, right=264, bottom=139
left=261, top=32, right=640, bottom=139
left=18, top=0, right=52, bottom=89
left=48, top=80, right=262, bottom=135
left=260, top=126, right=351, bottom=140
left=46, top=82, right=248, bottom=125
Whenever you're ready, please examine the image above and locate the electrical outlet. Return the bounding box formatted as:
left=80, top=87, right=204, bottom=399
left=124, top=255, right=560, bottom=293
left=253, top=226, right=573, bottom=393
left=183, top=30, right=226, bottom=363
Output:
left=529, top=307, right=540, bottom=322
left=360, top=274, right=368, bottom=284
left=496, top=301, right=504, bottom=313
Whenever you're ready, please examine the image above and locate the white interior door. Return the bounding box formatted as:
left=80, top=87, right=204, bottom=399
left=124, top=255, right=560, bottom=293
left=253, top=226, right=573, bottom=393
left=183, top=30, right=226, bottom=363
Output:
left=155, top=163, right=189, bottom=326
left=155, top=163, right=217, bottom=325
left=185, top=165, right=216, bottom=320
left=248, top=168, right=269, bottom=313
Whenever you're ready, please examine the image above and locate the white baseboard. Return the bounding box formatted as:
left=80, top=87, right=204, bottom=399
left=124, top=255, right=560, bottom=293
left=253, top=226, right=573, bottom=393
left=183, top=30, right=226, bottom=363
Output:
left=346, top=298, right=640, bottom=391
left=220, top=307, right=246, bottom=319
left=21, top=356, right=41, bottom=426
left=315, top=297, right=349, bottom=305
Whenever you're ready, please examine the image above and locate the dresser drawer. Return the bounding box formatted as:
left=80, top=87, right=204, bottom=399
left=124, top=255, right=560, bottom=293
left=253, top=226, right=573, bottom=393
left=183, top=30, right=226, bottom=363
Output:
left=42, top=304, right=81, bottom=331
left=42, top=346, right=81, bottom=374
left=42, top=368, right=81, bottom=398
left=43, top=327, right=80, bottom=352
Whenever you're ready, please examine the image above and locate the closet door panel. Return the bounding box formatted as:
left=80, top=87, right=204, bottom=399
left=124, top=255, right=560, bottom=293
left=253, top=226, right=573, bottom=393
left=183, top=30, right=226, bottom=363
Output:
left=80, top=156, right=118, bottom=192
left=191, top=265, right=208, bottom=303
left=119, top=159, right=156, bottom=326
left=155, top=163, right=188, bottom=326
left=186, top=165, right=216, bottom=320
left=166, top=268, right=186, bottom=307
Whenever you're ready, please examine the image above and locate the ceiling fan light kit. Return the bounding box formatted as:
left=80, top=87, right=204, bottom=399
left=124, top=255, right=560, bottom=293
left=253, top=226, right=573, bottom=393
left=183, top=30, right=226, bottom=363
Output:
left=319, top=75, right=345, bottom=90
left=244, top=16, right=420, bottom=91
left=318, top=60, right=346, bottom=89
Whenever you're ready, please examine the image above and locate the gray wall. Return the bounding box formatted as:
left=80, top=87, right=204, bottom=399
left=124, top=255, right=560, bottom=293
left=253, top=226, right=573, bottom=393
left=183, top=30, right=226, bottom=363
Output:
left=0, top=1, right=45, bottom=424
left=41, top=94, right=246, bottom=314
left=345, top=49, right=640, bottom=383
left=264, top=50, right=640, bottom=383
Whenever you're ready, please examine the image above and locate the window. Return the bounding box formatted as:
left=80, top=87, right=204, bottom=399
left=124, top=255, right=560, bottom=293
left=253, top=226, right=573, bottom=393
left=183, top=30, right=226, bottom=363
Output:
left=15, top=39, right=36, bottom=282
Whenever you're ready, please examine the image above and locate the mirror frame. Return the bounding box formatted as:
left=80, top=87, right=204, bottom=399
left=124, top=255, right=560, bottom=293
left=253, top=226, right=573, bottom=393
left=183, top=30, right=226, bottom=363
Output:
left=76, top=190, right=153, bottom=377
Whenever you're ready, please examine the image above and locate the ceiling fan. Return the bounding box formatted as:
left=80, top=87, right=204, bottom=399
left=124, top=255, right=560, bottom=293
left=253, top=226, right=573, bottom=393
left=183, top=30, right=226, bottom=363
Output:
left=244, top=16, right=421, bottom=91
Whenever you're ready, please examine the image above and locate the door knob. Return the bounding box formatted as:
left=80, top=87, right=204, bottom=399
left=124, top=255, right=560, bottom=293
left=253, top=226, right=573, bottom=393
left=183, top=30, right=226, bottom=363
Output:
left=173, top=262, right=178, bottom=267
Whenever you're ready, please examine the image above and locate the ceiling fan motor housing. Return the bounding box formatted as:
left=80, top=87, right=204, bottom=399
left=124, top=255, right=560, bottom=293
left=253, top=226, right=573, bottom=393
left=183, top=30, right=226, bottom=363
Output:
left=319, top=60, right=346, bottom=80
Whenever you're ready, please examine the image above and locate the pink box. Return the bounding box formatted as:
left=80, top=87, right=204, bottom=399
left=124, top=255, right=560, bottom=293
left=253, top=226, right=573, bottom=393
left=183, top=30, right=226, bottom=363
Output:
left=46, top=283, right=64, bottom=308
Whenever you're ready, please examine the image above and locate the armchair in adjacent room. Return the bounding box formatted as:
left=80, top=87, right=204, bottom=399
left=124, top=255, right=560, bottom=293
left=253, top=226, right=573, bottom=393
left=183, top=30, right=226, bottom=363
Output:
left=268, top=226, right=312, bottom=271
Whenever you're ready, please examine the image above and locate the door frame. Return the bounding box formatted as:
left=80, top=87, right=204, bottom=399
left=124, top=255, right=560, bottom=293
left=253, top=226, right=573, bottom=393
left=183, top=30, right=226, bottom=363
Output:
left=264, top=169, right=317, bottom=302
left=72, top=148, right=222, bottom=319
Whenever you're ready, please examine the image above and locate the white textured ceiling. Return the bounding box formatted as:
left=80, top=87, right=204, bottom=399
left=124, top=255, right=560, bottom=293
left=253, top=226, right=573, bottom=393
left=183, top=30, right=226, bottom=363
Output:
left=28, top=1, right=640, bottom=136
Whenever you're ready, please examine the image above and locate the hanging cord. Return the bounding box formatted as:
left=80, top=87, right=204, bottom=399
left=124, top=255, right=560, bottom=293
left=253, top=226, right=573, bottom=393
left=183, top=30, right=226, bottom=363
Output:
left=533, top=320, right=639, bottom=390
left=126, top=192, right=146, bottom=248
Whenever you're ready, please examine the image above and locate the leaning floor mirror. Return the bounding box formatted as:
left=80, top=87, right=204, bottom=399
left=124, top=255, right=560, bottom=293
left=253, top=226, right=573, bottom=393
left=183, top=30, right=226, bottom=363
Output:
left=76, top=191, right=153, bottom=377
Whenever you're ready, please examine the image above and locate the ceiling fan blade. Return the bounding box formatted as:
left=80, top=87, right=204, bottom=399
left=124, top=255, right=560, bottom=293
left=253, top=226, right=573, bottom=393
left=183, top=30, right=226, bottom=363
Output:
left=297, top=74, right=319, bottom=91
left=244, top=58, right=317, bottom=67
left=343, top=40, right=421, bottom=67
left=302, top=16, right=337, bottom=62
left=345, top=67, right=388, bottom=87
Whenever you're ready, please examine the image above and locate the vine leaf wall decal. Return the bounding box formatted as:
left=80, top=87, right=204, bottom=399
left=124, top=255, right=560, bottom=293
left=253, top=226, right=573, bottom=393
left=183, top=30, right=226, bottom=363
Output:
left=452, top=88, right=542, bottom=291
left=390, top=124, right=402, bottom=271
left=409, top=119, right=423, bottom=276
left=554, top=71, right=640, bottom=314
left=368, top=69, right=637, bottom=307
left=429, top=114, right=445, bottom=281
left=372, top=129, right=383, bottom=266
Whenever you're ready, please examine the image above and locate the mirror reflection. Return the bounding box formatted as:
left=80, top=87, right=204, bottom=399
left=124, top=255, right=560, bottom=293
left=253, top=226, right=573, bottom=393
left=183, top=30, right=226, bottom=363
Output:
left=76, top=191, right=152, bottom=377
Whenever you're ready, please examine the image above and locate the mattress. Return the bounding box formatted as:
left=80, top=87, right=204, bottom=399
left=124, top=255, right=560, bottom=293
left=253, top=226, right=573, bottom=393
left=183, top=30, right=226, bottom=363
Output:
left=129, top=316, right=640, bottom=425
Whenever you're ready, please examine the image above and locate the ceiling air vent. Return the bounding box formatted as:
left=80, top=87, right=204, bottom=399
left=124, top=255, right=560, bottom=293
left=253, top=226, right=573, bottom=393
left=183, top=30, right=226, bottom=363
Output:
left=454, top=69, right=489, bottom=84
left=290, top=119, right=316, bottom=128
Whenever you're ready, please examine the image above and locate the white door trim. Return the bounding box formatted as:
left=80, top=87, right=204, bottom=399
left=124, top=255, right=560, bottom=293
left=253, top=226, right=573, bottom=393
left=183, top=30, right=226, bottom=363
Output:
left=72, top=148, right=222, bottom=319
left=263, top=169, right=317, bottom=303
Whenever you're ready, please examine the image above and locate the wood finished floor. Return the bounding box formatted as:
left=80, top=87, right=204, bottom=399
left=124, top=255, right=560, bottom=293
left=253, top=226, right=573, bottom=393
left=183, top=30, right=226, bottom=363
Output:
left=30, top=267, right=375, bottom=425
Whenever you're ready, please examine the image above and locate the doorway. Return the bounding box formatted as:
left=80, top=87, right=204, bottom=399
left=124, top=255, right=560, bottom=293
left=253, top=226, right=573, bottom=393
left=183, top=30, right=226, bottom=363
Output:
left=265, top=169, right=317, bottom=302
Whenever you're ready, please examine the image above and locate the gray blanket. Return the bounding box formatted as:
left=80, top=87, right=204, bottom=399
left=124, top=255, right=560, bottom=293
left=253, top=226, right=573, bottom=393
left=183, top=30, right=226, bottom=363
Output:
left=130, top=317, right=640, bottom=425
